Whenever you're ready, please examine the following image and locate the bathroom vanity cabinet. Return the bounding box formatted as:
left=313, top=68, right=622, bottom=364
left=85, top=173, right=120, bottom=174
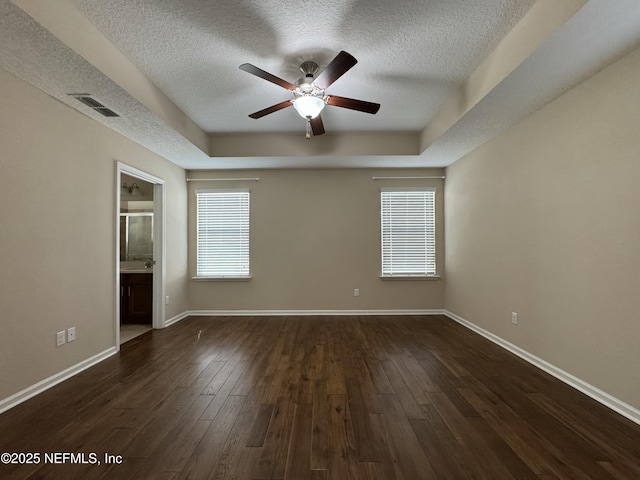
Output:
left=120, top=272, right=152, bottom=324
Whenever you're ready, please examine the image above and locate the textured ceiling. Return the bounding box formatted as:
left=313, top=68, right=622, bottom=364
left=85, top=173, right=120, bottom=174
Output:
left=1, top=0, right=640, bottom=170
left=70, top=0, right=534, bottom=133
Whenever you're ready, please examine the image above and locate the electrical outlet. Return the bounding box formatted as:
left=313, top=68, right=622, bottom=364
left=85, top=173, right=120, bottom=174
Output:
left=67, top=327, right=76, bottom=342
left=56, top=331, right=66, bottom=347
left=511, top=312, right=518, bottom=325
left=165, top=295, right=170, bottom=305
left=354, top=288, right=360, bottom=297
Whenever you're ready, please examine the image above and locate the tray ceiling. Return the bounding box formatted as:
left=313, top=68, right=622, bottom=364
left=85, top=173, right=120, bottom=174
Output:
left=1, top=0, right=640, bottom=169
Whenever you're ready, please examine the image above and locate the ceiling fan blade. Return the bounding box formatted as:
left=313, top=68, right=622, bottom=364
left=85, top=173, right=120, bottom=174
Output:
left=313, top=51, right=357, bottom=90
left=310, top=115, right=325, bottom=136
left=239, top=63, right=297, bottom=91
left=326, top=95, right=380, bottom=114
left=248, top=100, right=292, bottom=119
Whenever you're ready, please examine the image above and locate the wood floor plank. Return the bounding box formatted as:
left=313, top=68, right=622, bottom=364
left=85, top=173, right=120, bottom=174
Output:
left=419, top=356, right=479, bottom=418
left=598, top=459, right=640, bottom=479
left=284, top=403, right=314, bottom=480
left=325, top=354, right=347, bottom=396
left=200, top=363, right=249, bottom=421
left=124, top=386, right=209, bottom=458
left=311, top=380, right=331, bottom=470
left=428, top=390, right=530, bottom=480
left=177, top=394, right=246, bottom=480
left=187, top=360, right=226, bottom=393
left=298, top=343, right=325, bottom=405
left=2, top=315, right=640, bottom=480
left=326, top=394, right=357, bottom=480
left=201, top=355, right=246, bottom=396
left=252, top=383, right=299, bottom=480
left=246, top=403, right=276, bottom=448
left=141, top=419, right=211, bottom=477
left=377, top=393, right=437, bottom=479
left=364, top=358, right=395, bottom=395
left=345, top=378, right=386, bottom=463
left=389, top=350, right=438, bottom=402
left=523, top=393, right=622, bottom=480
left=208, top=399, right=266, bottom=480
left=528, top=391, right=640, bottom=460
left=410, top=412, right=473, bottom=480
left=457, top=385, right=579, bottom=479
left=380, top=358, right=427, bottom=420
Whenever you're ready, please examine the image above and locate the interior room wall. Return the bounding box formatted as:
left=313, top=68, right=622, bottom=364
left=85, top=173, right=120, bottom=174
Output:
left=0, top=67, right=189, bottom=402
left=444, top=45, right=640, bottom=410
left=187, top=168, right=445, bottom=312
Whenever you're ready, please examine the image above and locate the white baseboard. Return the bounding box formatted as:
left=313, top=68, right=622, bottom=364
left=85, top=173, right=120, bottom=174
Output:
left=175, top=309, right=446, bottom=318
left=162, top=309, right=445, bottom=327
left=444, top=310, right=640, bottom=426
left=164, top=311, right=191, bottom=328
left=0, top=347, right=118, bottom=415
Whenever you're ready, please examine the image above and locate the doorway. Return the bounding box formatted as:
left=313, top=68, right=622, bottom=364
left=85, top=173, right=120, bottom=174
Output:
left=116, top=162, right=165, bottom=348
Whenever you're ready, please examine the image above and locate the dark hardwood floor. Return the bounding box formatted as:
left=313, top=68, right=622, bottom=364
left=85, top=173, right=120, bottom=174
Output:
left=1, top=315, right=639, bottom=479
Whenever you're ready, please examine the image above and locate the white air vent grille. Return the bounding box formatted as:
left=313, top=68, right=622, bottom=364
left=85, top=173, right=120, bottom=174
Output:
left=68, top=94, right=120, bottom=117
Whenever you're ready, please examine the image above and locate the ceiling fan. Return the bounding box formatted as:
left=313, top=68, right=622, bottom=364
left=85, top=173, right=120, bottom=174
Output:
left=239, top=51, right=380, bottom=139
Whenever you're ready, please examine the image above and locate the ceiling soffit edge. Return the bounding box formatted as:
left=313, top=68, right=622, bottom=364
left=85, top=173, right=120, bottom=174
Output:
left=419, top=0, right=589, bottom=152
left=9, top=0, right=209, bottom=155
left=209, top=132, right=420, bottom=158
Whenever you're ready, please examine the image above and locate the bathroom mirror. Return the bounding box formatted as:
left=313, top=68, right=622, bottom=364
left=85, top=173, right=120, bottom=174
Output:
left=120, top=213, right=153, bottom=261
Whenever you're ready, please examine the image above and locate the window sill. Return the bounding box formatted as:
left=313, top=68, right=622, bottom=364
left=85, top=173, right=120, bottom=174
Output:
left=192, top=276, right=251, bottom=282
left=379, top=275, right=441, bottom=281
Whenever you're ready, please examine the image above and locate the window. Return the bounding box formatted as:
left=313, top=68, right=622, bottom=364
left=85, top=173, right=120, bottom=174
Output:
left=196, top=189, right=250, bottom=278
left=381, top=188, right=436, bottom=276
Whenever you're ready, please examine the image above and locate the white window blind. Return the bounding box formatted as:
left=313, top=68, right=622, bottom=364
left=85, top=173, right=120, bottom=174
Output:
left=381, top=188, right=436, bottom=276
left=196, top=190, right=250, bottom=277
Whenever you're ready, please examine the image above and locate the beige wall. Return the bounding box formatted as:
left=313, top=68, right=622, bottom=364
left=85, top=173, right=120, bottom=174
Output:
left=0, top=67, right=189, bottom=400
left=187, top=169, right=445, bottom=311
left=444, top=46, right=640, bottom=409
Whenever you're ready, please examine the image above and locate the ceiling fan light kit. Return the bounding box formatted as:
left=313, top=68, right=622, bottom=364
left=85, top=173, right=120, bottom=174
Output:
left=239, top=51, right=380, bottom=139
left=292, top=95, right=325, bottom=119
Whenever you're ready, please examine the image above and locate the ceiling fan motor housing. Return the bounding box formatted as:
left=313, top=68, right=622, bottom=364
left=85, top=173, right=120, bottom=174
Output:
left=299, top=61, right=319, bottom=78
left=296, top=61, right=322, bottom=94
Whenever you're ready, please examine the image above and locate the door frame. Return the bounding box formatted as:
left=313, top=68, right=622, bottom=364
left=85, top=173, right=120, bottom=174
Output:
left=115, top=162, right=166, bottom=348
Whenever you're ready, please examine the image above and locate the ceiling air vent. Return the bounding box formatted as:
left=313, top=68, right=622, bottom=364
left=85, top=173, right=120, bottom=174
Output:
left=67, top=94, right=120, bottom=117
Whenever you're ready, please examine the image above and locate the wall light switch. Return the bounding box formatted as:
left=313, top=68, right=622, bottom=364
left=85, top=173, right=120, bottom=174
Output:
left=511, top=312, right=518, bottom=325
left=354, top=288, right=360, bottom=297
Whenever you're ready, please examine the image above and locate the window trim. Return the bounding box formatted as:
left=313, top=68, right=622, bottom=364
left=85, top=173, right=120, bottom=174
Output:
left=380, top=187, right=437, bottom=279
left=194, top=188, right=251, bottom=280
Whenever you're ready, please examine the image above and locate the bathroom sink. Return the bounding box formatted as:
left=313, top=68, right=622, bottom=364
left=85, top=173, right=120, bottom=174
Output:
left=120, top=267, right=153, bottom=273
